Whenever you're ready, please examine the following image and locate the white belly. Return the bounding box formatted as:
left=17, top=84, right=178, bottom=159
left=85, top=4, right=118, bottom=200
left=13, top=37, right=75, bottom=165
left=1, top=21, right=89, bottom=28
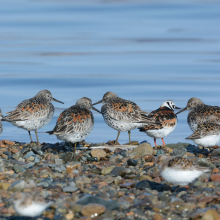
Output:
left=57, top=132, right=90, bottom=143
left=192, top=134, right=220, bottom=147
left=145, top=124, right=177, bottom=139
left=15, top=202, right=52, bottom=217
left=103, top=115, right=141, bottom=132
left=161, top=167, right=205, bottom=186
left=56, top=125, right=94, bottom=143
left=11, top=111, right=54, bottom=131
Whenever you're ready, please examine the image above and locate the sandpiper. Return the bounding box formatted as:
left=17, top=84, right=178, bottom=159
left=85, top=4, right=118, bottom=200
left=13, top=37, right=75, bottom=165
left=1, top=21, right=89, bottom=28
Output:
left=5, top=90, right=64, bottom=143
left=47, top=97, right=100, bottom=152
left=139, top=100, right=180, bottom=146
left=186, top=115, right=220, bottom=147
left=13, top=191, right=53, bottom=217
left=176, top=97, right=220, bottom=132
left=93, top=91, right=157, bottom=143
left=155, top=155, right=211, bottom=186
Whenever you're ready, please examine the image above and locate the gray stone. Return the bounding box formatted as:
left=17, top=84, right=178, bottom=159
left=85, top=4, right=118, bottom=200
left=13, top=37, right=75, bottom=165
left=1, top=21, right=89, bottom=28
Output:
left=23, top=151, right=40, bottom=163
left=8, top=180, right=25, bottom=191
left=171, top=148, right=187, bottom=156
left=76, top=195, right=119, bottom=210
left=211, top=148, right=220, bottom=156
left=23, top=162, right=35, bottom=169
left=63, top=186, right=79, bottom=193
left=12, top=152, right=22, bottom=160
left=55, top=158, right=64, bottom=165
left=73, top=170, right=79, bottom=174
left=0, top=163, right=4, bottom=172
left=54, top=165, right=66, bottom=173
left=109, top=154, right=123, bottom=163
left=23, top=151, right=36, bottom=159
left=37, top=177, right=53, bottom=188
left=13, top=165, right=26, bottom=173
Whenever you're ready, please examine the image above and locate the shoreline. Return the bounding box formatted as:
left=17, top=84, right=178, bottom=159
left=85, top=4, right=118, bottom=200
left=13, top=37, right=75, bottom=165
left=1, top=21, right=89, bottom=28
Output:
left=0, top=140, right=220, bottom=219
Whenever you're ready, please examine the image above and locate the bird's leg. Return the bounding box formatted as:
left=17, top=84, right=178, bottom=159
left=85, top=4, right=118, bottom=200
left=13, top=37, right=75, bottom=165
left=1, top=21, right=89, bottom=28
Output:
left=71, top=143, right=77, bottom=153
left=128, top=130, right=131, bottom=142
left=161, top=138, right=165, bottom=145
left=35, top=130, right=39, bottom=144
left=154, top=139, right=157, bottom=147
left=28, top=131, right=34, bottom=143
left=74, top=142, right=77, bottom=153
left=115, top=131, right=120, bottom=144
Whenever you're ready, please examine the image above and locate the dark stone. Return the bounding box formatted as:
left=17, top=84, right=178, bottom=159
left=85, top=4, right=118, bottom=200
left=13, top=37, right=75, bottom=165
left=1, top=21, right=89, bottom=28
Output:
left=111, top=166, right=128, bottom=177
left=87, top=157, right=98, bottom=162
left=76, top=195, right=119, bottom=210
left=132, top=197, right=153, bottom=209
left=159, top=194, right=171, bottom=203
left=60, top=152, right=75, bottom=162
left=135, top=180, right=171, bottom=192
left=127, top=159, right=138, bottom=166
left=186, top=145, right=208, bottom=154
left=119, top=150, right=128, bottom=157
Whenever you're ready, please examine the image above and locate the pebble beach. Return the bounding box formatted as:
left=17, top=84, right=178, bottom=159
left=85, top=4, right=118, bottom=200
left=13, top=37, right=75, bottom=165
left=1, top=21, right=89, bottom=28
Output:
left=1, top=140, right=220, bottom=220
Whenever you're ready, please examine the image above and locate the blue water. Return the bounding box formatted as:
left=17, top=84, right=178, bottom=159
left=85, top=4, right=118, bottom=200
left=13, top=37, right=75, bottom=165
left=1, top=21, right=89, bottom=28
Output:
left=0, top=0, right=220, bottom=146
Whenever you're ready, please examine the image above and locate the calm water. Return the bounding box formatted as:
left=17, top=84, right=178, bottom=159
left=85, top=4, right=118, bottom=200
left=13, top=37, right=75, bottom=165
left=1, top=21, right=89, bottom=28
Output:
left=0, top=0, right=220, bottom=146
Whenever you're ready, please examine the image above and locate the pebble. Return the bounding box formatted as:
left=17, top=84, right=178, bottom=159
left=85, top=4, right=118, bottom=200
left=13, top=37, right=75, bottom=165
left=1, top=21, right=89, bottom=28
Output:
left=171, top=148, right=187, bottom=156
left=111, top=166, right=130, bottom=177
left=101, top=166, right=115, bottom=175
left=91, top=149, right=106, bottom=161
left=8, top=180, right=25, bottom=191
left=156, top=149, right=165, bottom=156
left=54, top=165, right=66, bottom=173
left=0, top=140, right=220, bottom=220
left=127, top=159, right=138, bottom=166
left=13, top=165, right=26, bottom=173
left=87, top=157, right=98, bottom=162
left=201, top=209, right=220, bottom=220
left=76, top=195, right=119, bottom=210
left=131, top=143, right=153, bottom=156
left=81, top=203, right=106, bottom=217
left=211, top=148, right=220, bottom=156
left=63, top=186, right=79, bottom=193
